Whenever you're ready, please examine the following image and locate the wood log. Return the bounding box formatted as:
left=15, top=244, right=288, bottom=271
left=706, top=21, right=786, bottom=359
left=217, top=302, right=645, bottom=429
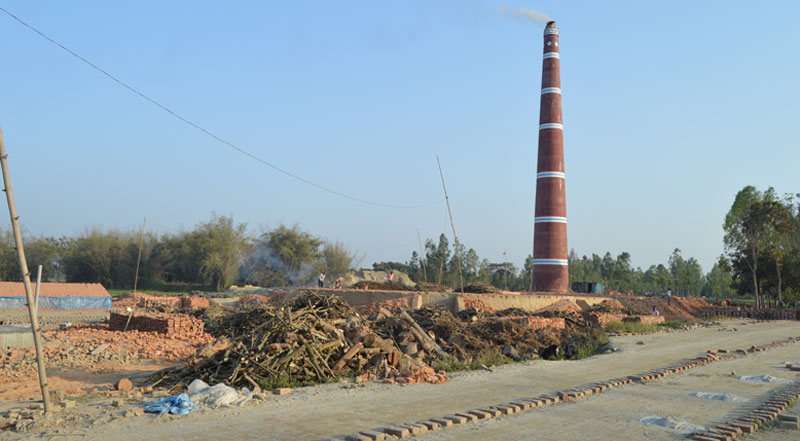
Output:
left=398, top=309, right=450, bottom=359
left=333, top=342, right=363, bottom=371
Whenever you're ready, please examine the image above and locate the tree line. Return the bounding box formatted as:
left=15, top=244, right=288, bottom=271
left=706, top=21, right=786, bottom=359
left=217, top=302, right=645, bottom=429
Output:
left=3, top=184, right=795, bottom=304
left=0, top=216, right=359, bottom=291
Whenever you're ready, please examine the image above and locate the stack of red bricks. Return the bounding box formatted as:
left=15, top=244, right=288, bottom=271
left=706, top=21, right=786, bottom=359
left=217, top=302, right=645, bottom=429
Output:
left=180, top=296, right=210, bottom=309
left=494, top=316, right=566, bottom=330
left=134, top=293, right=181, bottom=308
left=109, top=312, right=206, bottom=339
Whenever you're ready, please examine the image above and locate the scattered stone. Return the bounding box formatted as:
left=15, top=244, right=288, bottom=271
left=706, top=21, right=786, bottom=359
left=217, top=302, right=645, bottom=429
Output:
left=637, top=341, right=645, bottom=345
left=90, top=343, right=110, bottom=355
left=61, top=400, right=76, bottom=409
left=49, top=390, right=65, bottom=405
left=112, top=400, right=123, bottom=408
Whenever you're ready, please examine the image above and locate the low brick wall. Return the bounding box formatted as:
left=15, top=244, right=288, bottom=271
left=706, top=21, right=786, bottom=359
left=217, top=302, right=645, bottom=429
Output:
left=494, top=316, right=566, bottom=330
left=109, top=312, right=205, bottom=339
left=622, top=315, right=665, bottom=324
left=586, top=313, right=626, bottom=327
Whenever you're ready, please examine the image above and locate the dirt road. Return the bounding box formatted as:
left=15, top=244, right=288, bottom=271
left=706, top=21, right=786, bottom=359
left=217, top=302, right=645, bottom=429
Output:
left=10, top=320, right=800, bottom=441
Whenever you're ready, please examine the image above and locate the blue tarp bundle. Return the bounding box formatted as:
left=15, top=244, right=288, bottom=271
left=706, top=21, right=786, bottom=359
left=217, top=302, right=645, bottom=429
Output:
left=0, top=296, right=111, bottom=309
left=143, top=393, right=195, bottom=415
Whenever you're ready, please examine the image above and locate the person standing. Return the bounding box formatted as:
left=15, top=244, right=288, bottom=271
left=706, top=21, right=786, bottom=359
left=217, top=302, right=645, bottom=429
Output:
left=388, top=271, right=395, bottom=283
left=318, top=272, right=326, bottom=288
left=667, top=288, right=672, bottom=305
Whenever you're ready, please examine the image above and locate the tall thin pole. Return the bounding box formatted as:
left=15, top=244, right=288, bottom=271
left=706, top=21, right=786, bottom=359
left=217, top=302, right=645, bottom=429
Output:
left=436, top=156, right=464, bottom=294
left=34, top=264, right=42, bottom=316
left=503, top=252, right=508, bottom=291
left=416, top=228, right=428, bottom=283
left=0, top=124, right=51, bottom=413
left=133, top=216, right=146, bottom=293
left=529, top=225, right=535, bottom=292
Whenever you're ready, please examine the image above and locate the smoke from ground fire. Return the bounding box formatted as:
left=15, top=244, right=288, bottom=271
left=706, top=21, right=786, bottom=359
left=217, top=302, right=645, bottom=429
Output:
left=497, top=5, right=552, bottom=25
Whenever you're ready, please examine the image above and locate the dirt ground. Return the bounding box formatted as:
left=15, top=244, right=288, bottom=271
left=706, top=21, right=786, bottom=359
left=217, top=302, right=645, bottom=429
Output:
left=3, top=319, right=798, bottom=440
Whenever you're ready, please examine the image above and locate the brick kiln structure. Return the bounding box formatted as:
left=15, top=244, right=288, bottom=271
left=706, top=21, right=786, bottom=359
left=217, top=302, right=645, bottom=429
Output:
left=532, top=21, right=569, bottom=293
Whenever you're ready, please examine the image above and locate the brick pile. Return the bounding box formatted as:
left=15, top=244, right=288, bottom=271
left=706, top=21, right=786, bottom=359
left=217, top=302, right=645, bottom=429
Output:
left=462, top=298, right=496, bottom=314
left=109, top=312, right=206, bottom=339
left=0, top=323, right=213, bottom=380
left=180, top=296, right=210, bottom=309
left=112, top=292, right=211, bottom=311
left=382, top=366, right=449, bottom=385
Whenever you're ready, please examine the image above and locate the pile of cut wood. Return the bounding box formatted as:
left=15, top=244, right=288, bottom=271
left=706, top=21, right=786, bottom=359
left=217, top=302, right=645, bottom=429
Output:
left=153, top=292, right=448, bottom=389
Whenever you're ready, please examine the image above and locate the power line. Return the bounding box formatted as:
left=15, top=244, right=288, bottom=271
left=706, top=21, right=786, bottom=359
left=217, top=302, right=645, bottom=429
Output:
left=0, top=6, right=440, bottom=209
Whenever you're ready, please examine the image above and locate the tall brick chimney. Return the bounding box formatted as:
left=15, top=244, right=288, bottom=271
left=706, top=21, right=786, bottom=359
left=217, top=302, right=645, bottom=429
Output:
left=532, top=21, right=568, bottom=292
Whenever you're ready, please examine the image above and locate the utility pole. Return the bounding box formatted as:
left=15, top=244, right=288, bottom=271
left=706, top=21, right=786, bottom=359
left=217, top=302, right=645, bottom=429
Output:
left=416, top=228, right=428, bottom=283
left=133, top=217, right=146, bottom=293
left=436, top=156, right=464, bottom=294
left=0, top=124, right=51, bottom=413
left=503, top=251, right=508, bottom=291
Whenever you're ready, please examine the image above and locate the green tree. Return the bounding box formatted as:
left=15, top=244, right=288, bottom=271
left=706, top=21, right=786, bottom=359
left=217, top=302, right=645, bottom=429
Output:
left=190, top=215, right=248, bottom=291
left=704, top=256, right=734, bottom=300
left=317, top=240, right=361, bottom=280
left=724, top=186, right=789, bottom=307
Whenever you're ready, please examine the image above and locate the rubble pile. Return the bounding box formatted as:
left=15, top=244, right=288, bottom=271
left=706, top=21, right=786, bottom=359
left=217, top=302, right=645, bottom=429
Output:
left=616, top=296, right=709, bottom=321
left=405, top=306, right=602, bottom=362
left=462, top=282, right=501, bottom=294
left=233, top=294, right=271, bottom=307
left=109, top=312, right=206, bottom=339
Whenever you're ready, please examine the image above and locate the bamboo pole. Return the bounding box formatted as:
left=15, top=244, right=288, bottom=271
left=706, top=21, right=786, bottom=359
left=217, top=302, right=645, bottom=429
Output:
left=0, top=124, right=51, bottom=413
left=436, top=156, right=464, bottom=294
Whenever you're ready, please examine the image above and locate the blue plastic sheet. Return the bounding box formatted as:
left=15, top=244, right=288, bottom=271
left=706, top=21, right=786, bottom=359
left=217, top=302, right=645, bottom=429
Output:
left=0, top=296, right=111, bottom=309
left=142, top=393, right=195, bottom=415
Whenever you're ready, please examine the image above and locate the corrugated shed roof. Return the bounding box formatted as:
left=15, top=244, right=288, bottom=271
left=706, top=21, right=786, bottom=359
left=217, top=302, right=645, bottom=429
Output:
left=0, top=282, right=110, bottom=298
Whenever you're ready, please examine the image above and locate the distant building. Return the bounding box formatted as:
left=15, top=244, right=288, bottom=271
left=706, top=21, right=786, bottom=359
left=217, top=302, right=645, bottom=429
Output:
left=0, top=282, right=111, bottom=309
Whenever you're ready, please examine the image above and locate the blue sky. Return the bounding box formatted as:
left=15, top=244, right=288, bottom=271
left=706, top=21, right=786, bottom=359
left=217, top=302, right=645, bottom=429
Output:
left=1, top=1, right=798, bottom=274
